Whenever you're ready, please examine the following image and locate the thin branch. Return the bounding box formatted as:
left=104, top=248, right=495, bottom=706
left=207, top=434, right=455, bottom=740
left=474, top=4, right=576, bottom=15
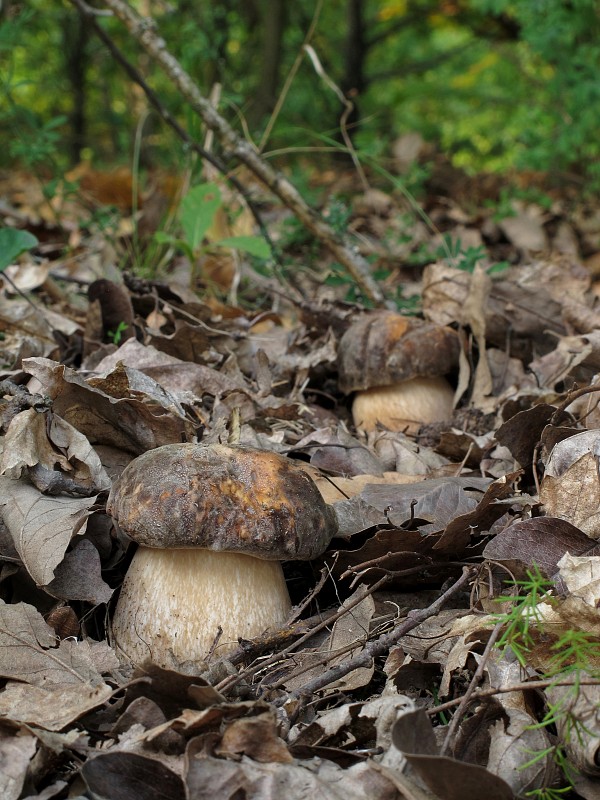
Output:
left=429, top=676, right=600, bottom=717
left=439, top=620, right=503, bottom=756
left=82, top=0, right=388, bottom=307
left=70, top=0, right=279, bottom=266
left=273, top=566, right=475, bottom=702
left=214, top=573, right=393, bottom=694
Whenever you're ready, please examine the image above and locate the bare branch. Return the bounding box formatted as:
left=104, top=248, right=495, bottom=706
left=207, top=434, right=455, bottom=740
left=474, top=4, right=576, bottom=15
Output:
left=273, top=566, right=475, bottom=702
left=79, top=0, right=388, bottom=306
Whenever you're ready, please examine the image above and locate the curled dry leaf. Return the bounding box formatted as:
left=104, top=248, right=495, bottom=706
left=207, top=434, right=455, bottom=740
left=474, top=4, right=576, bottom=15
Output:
left=0, top=474, right=95, bottom=586
left=540, top=430, right=600, bottom=538
left=22, top=357, right=195, bottom=454
left=546, top=675, right=600, bottom=778
left=556, top=551, right=600, bottom=605
left=1, top=408, right=110, bottom=496
left=392, top=708, right=514, bottom=800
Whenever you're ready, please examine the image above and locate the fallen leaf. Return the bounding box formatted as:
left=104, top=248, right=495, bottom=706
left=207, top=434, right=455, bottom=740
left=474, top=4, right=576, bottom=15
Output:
left=0, top=476, right=94, bottom=586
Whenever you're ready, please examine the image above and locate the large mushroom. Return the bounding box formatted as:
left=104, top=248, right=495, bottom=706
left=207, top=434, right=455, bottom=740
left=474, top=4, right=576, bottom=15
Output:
left=338, top=311, right=460, bottom=433
left=107, top=443, right=338, bottom=671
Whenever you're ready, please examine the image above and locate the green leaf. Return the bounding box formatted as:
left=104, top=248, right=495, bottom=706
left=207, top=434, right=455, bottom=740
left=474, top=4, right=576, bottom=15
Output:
left=216, top=235, right=271, bottom=259
left=153, top=231, right=176, bottom=245
left=0, top=228, right=38, bottom=272
left=180, top=183, right=222, bottom=252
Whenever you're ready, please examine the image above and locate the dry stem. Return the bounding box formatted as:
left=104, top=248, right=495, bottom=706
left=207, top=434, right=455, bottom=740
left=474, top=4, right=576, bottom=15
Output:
left=83, top=0, right=388, bottom=306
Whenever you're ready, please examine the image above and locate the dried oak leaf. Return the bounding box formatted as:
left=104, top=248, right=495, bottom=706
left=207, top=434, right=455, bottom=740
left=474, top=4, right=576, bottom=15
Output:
left=392, top=708, right=514, bottom=800
left=22, top=357, right=194, bottom=455
left=1, top=408, right=110, bottom=496
left=0, top=474, right=95, bottom=586
left=0, top=600, right=117, bottom=731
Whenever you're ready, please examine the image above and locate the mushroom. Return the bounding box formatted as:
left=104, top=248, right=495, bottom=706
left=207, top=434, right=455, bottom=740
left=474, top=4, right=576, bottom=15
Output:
left=338, top=311, right=460, bottom=433
left=107, top=442, right=338, bottom=671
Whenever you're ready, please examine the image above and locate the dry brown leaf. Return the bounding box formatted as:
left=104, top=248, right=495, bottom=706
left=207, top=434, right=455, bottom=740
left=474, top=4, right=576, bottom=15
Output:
left=1, top=409, right=110, bottom=496
left=541, top=430, right=600, bottom=538
left=295, top=426, right=385, bottom=477
left=0, top=475, right=95, bottom=586
left=483, top=517, right=600, bottom=582
left=82, top=751, right=186, bottom=800
left=556, top=551, right=600, bottom=605
left=23, top=357, right=194, bottom=454
left=216, top=711, right=294, bottom=763
left=498, top=202, right=548, bottom=251
left=45, top=539, right=113, bottom=604
left=184, top=749, right=401, bottom=800
left=393, top=708, right=514, bottom=800
left=0, top=726, right=37, bottom=800
left=0, top=601, right=117, bottom=730
left=462, top=264, right=493, bottom=410
left=547, top=675, right=600, bottom=777
left=326, top=587, right=375, bottom=691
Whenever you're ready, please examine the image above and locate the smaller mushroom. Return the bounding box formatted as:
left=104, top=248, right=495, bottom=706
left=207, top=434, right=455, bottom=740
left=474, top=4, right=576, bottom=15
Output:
left=107, top=443, right=338, bottom=672
left=338, top=311, right=460, bottom=433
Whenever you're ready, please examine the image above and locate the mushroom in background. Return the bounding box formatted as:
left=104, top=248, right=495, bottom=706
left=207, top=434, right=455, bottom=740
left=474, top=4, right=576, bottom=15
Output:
left=338, top=311, right=460, bottom=433
left=107, top=443, right=338, bottom=673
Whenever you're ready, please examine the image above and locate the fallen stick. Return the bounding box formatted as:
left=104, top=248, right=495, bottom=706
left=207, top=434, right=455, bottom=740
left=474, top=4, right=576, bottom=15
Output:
left=274, top=566, right=475, bottom=702
left=73, top=0, right=388, bottom=307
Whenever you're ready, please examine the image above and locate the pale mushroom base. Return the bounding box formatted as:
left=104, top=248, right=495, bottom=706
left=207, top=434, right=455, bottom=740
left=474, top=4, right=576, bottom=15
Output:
left=352, top=375, right=455, bottom=433
left=111, top=547, right=292, bottom=672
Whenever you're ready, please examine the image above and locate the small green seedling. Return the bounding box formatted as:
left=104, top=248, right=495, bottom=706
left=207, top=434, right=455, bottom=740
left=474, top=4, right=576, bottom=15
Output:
left=107, top=320, right=129, bottom=345
left=0, top=227, right=39, bottom=273
left=154, top=183, right=270, bottom=274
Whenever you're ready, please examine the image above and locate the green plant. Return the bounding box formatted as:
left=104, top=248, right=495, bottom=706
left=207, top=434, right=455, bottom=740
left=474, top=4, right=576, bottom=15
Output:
left=492, top=566, right=600, bottom=796
left=493, top=565, right=555, bottom=666
left=107, top=320, right=129, bottom=345
left=486, top=186, right=553, bottom=224
left=155, top=182, right=270, bottom=278
left=0, top=227, right=38, bottom=272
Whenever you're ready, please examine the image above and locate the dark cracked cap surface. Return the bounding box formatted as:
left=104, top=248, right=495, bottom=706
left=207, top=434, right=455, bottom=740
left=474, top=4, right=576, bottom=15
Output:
left=107, top=443, right=339, bottom=560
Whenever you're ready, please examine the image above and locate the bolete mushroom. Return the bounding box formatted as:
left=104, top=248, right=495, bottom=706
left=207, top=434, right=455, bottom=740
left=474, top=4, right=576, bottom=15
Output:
left=107, top=442, right=338, bottom=671
left=338, top=311, right=460, bottom=433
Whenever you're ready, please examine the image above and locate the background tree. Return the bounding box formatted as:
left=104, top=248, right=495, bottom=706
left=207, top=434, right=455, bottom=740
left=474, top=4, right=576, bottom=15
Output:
left=1, top=0, right=599, bottom=192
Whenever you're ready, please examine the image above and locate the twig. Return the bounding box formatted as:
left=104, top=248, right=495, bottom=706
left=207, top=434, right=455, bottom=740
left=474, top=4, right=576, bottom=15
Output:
left=214, top=573, right=393, bottom=694
left=70, top=0, right=278, bottom=267
left=439, top=620, right=503, bottom=756
left=274, top=566, right=475, bottom=703
left=550, top=381, right=600, bottom=425
left=429, top=676, right=600, bottom=717
left=86, top=0, right=388, bottom=307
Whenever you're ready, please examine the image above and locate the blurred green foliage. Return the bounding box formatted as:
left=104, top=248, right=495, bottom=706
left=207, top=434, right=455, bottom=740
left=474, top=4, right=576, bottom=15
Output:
left=1, top=0, right=599, bottom=192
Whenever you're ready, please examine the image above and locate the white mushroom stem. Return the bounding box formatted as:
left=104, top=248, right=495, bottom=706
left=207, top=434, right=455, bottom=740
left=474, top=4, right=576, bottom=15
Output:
left=111, top=547, right=292, bottom=671
left=352, top=375, right=455, bottom=433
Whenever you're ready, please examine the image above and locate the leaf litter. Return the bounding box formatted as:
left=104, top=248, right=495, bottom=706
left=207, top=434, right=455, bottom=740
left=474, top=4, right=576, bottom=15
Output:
left=1, top=168, right=600, bottom=799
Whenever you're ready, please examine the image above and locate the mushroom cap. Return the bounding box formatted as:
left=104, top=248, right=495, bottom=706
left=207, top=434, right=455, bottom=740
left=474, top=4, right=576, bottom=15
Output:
left=338, top=311, right=460, bottom=393
left=107, top=443, right=338, bottom=560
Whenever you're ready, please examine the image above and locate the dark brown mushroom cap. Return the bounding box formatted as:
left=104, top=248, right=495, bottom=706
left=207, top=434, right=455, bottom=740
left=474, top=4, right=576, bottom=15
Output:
left=107, top=443, right=338, bottom=560
left=338, top=311, right=460, bottom=393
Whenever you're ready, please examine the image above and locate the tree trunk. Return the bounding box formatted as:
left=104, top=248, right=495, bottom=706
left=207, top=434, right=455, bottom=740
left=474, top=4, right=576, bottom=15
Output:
left=63, top=9, right=90, bottom=164
left=249, top=0, right=286, bottom=127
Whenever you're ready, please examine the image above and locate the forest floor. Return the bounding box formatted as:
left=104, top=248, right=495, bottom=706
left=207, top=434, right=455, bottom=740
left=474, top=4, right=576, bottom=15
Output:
left=0, top=159, right=600, bottom=800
